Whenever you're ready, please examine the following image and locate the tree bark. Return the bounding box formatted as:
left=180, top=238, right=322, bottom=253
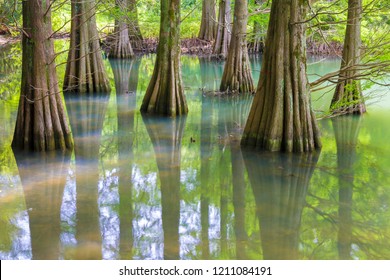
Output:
left=199, top=0, right=217, bottom=41
left=331, top=0, right=365, bottom=115
left=242, top=0, right=321, bottom=152
left=109, top=0, right=134, bottom=58
left=64, top=0, right=111, bottom=93
left=212, top=0, right=231, bottom=59
left=219, top=0, right=254, bottom=93
left=140, top=0, right=188, bottom=116
left=12, top=0, right=73, bottom=152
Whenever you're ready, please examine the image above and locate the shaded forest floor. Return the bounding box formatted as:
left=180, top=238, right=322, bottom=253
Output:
left=0, top=34, right=342, bottom=56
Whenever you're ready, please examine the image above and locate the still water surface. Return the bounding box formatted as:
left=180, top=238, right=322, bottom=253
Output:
left=0, top=46, right=389, bottom=259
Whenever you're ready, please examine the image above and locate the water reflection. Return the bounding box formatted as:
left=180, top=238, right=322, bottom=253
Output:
left=64, top=92, right=110, bottom=259
left=111, top=58, right=141, bottom=259
left=243, top=151, right=320, bottom=259
left=142, top=115, right=186, bottom=259
left=1, top=52, right=390, bottom=260
left=14, top=150, right=70, bottom=259
left=332, top=115, right=362, bottom=259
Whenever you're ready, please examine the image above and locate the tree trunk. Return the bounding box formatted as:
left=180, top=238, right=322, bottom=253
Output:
left=212, top=0, right=231, bottom=59
left=219, top=0, right=254, bottom=93
left=128, top=0, right=143, bottom=50
left=242, top=0, right=321, bottom=152
left=109, top=0, right=134, bottom=58
left=64, top=0, right=111, bottom=93
left=199, top=0, right=217, bottom=41
left=140, top=0, right=188, bottom=116
left=12, top=0, right=73, bottom=152
left=331, top=0, right=365, bottom=115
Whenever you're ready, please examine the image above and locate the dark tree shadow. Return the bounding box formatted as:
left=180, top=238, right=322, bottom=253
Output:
left=64, top=92, right=110, bottom=259
left=243, top=151, right=320, bottom=259
left=142, top=115, right=186, bottom=260
left=332, top=115, right=362, bottom=259
left=14, top=150, right=71, bottom=259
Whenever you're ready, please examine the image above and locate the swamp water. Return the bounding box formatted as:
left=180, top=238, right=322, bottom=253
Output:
left=0, top=45, right=390, bottom=259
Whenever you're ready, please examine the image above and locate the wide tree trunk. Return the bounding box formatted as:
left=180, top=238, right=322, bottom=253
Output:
left=199, top=0, right=217, bottom=41
left=12, top=0, right=73, bottom=152
left=128, top=0, right=143, bottom=50
left=220, top=0, right=254, bottom=93
left=64, top=0, right=111, bottom=93
left=109, top=0, right=134, bottom=58
left=140, top=0, right=188, bottom=116
left=242, top=0, right=321, bottom=152
left=331, top=0, right=365, bottom=115
left=212, top=0, right=231, bottom=59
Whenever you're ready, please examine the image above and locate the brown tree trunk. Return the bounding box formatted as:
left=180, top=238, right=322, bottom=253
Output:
left=109, top=0, right=134, bottom=58
left=12, top=0, right=73, bottom=152
left=331, top=0, right=365, bottom=115
left=140, top=0, right=188, bottom=116
left=212, top=0, right=231, bottom=59
left=199, top=0, right=217, bottom=41
left=64, top=0, right=111, bottom=93
left=128, top=0, right=143, bottom=50
left=220, top=0, right=254, bottom=93
left=242, top=0, right=321, bottom=152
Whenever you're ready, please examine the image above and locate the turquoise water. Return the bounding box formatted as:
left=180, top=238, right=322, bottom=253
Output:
left=0, top=46, right=390, bottom=259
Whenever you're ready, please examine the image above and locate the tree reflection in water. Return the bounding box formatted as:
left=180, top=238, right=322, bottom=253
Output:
left=142, top=115, right=186, bottom=260
left=332, top=115, right=362, bottom=259
left=14, top=150, right=70, bottom=259
left=243, top=151, right=320, bottom=259
left=110, top=58, right=141, bottom=259
left=64, top=92, right=110, bottom=259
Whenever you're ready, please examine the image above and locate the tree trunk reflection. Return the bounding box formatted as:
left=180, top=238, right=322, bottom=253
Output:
left=65, top=92, right=110, bottom=259
left=15, top=150, right=71, bottom=259
left=332, top=115, right=362, bottom=259
left=243, top=151, right=320, bottom=259
left=142, top=115, right=186, bottom=259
